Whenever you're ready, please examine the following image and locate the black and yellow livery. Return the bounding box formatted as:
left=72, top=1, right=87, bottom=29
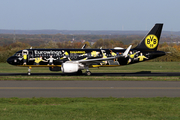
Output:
left=7, top=24, right=165, bottom=75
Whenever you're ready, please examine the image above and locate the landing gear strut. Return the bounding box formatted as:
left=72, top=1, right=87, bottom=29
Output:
left=85, top=66, right=91, bottom=76
left=27, top=67, right=32, bottom=76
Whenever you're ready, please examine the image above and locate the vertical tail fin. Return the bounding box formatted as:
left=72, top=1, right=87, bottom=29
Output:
left=134, top=23, right=163, bottom=51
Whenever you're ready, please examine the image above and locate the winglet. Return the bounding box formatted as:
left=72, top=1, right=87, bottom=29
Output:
left=123, top=45, right=132, bottom=56
left=81, top=44, right=86, bottom=49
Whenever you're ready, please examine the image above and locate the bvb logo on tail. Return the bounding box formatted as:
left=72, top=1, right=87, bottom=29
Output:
left=145, top=34, right=158, bottom=49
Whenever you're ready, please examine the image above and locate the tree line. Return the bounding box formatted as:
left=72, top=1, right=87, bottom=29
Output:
left=0, top=34, right=147, bottom=46
left=1, top=37, right=180, bottom=62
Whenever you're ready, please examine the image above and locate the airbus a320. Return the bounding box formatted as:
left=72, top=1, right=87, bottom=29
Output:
left=7, top=23, right=166, bottom=76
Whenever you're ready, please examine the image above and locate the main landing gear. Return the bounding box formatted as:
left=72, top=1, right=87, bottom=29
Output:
left=86, top=71, right=91, bottom=76
left=85, top=66, right=91, bottom=76
left=76, top=66, right=92, bottom=76
left=76, top=70, right=91, bottom=76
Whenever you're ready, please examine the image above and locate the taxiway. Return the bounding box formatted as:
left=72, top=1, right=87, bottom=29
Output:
left=0, top=81, right=180, bottom=98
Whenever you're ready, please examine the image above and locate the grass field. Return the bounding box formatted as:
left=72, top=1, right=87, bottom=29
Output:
left=0, top=97, right=180, bottom=120
left=1, top=62, right=180, bottom=73
left=1, top=63, right=180, bottom=119
left=0, top=62, right=180, bottom=81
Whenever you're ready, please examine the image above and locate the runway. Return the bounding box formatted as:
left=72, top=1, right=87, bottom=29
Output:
left=1, top=71, right=180, bottom=76
left=0, top=81, right=180, bottom=98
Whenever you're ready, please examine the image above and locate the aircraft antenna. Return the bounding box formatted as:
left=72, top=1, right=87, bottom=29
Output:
left=13, top=30, right=16, bottom=43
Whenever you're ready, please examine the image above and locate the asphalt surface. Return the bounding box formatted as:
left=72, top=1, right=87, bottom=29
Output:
left=0, top=81, right=180, bottom=98
left=1, top=71, right=180, bottom=76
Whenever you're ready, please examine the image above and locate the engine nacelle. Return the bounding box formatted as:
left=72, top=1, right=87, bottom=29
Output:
left=61, top=61, right=84, bottom=73
left=61, top=62, right=84, bottom=73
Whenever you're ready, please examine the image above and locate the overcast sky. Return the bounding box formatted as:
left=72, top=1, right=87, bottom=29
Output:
left=0, top=0, right=180, bottom=31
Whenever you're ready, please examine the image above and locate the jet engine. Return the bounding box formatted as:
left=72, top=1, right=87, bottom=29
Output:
left=61, top=61, right=84, bottom=73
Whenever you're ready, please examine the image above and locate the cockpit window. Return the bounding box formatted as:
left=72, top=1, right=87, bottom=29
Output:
left=14, top=51, right=22, bottom=56
left=14, top=53, right=22, bottom=56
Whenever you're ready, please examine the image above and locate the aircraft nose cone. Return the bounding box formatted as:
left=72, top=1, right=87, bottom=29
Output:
left=7, top=56, right=17, bottom=65
left=7, top=57, right=13, bottom=64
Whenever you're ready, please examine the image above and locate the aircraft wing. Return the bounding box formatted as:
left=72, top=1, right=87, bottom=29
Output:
left=77, top=45, right=132, bottom=65
left=77, top=57, right=116, bottom=64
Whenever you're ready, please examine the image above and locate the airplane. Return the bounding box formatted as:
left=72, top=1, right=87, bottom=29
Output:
left=7, top=23, right=165, bottom=76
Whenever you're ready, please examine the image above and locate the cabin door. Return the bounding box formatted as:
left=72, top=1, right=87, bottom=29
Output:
left=28, top=50, right=34, bottom=59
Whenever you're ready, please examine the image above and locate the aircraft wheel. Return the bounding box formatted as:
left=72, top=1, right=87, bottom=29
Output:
left=27, top=72, right=31, bottom=76
left=86, top=71, right=91, bottom=76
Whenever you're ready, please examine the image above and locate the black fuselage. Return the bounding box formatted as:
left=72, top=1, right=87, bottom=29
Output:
left=7, top=48, right=165, bottom=66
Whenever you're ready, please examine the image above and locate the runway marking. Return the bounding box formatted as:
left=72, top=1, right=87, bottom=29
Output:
left=0, top=87, right=180, bottom=90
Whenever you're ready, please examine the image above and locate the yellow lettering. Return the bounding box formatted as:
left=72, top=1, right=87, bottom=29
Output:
left=70, top=51, right=85, bottom=54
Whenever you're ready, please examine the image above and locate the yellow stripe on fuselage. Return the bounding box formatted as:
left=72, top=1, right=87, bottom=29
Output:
left=17, top=65, right=61, bottom=67
left=89, top=65, right=120, bottom=68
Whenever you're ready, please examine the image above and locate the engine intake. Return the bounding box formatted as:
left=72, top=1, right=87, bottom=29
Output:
left=61, top=61, right=84, bottom=73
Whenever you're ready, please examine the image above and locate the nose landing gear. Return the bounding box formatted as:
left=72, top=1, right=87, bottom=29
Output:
left=27, top=66, right=32, bottom=76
